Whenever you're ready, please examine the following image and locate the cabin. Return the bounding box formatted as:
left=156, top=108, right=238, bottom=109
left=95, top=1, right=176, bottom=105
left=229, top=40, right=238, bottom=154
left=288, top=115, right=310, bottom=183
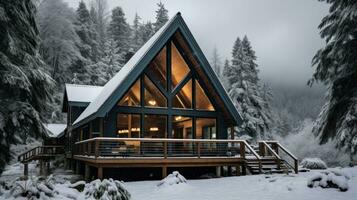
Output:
left=18, top=13, right=298, bottom=181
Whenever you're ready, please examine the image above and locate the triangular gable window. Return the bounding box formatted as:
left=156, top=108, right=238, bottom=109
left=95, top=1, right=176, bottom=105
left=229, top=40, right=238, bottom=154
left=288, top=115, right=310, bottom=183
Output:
left=173, top=79, right=192, bottom=109
left=146, top=46, right=167, bottom=90
left=144, top=75, right=167, bottom=107
left=118, top=79, right=141, bottom=106
left=171, top=42, right=190, bottom=89
left=195, top=80, right=215, bottom=111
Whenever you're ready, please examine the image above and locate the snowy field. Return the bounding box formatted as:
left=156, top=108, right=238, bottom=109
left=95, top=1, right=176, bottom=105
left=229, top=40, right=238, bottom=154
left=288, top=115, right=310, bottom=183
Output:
left=126, top=167, right=357, bottom=200
left=1, top=163, right=356, bottom=199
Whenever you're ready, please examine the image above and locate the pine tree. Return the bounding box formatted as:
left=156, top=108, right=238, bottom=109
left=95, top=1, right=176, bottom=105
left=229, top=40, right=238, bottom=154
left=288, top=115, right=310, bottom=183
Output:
left=75, top=1, right=99, bottom=61
left=310, top=0, right=357, bottom=160
left=210, top=46, right=222, bottom=78
left=226, top=36, right=272, bottom=139
left=139, top=21, right=155, bottom=43
left=154, top=2, right=169, bottom=31
left=108, top=6, right=131, bottom=58
left=131, top=13, right=143, bottom=51
left=38, top=0, right=84, bottom=85
left=0, top=0, right=53, bottom=172
left=90, top=0, right=108, bottom=58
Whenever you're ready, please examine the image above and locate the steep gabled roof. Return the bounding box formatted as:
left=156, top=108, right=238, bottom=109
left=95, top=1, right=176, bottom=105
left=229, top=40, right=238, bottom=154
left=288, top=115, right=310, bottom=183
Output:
left=73, top=12, right=242, bottom=128
left=65, top=84, right=103, bottom=103
left=44, top=123, right=66, bottom=138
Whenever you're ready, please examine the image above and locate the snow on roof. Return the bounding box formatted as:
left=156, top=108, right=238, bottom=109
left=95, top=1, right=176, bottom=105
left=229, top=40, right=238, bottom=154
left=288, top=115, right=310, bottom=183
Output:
left=65, top=84, right=103, bottom=103
left=73, top=14, right=179, bottom=125
left=44, top=123, right=66, bottom=138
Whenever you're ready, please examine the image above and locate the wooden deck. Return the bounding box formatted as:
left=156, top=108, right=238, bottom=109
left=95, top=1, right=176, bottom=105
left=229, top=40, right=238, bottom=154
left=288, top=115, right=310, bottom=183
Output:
left=68, top=138, right=298, bottom=180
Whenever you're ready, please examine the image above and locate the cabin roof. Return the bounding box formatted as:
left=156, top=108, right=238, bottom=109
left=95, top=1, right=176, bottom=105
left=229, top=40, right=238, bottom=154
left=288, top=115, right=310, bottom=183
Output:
left=44, top=123, right=66, bottom=138
left=65, top=84, right=103, bottom=103
left=72, top=12, right=242, bottom=128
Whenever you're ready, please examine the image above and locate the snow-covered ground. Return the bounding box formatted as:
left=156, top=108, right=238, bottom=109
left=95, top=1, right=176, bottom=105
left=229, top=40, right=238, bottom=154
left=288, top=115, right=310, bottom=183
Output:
left=1, top=162, right=356, bottom=200
left=126, top=167, right=357, bottom=200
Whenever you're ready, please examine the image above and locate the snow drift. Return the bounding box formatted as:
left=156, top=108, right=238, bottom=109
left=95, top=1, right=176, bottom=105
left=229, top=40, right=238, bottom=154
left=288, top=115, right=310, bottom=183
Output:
left=300, top=158, right=328, bottom=169
left=157, top=171, right=187, bottom=188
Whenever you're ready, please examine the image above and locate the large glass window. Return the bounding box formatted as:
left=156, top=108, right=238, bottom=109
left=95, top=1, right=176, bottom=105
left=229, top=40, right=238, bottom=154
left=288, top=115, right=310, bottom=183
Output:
left=173, top=80, right=192, bottom=109
left=147, top=46, right=167, bottom=90
left=118, top=79, right=141, bottom=106
left=171, top=42, right=190, bottom=89
left=195, top=80, right=215, bottom=111
left=116, top=114, right=140, bottom=138
left=144, top=76, right=167, bottom=107
left=195, top=118, right=216, bottom=139
left=143, top=115, right=167, bottom=138
left=172, top=116, right=193, bottom=139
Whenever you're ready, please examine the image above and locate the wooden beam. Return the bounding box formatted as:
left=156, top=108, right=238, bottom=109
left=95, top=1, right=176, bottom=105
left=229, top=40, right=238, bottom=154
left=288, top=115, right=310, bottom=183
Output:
left=162, top=166, right=167, bottom=178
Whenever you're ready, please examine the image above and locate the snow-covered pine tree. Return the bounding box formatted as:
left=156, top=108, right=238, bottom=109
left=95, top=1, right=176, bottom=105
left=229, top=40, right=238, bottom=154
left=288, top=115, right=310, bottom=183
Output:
left=226, top=36, right=272, bottom=140
left=139, top=21, right=155, bottom=44
left=309, top=0, right=357, bottom=161
left=108, top=6, right=131, bottom=61
left=131, top=13, right=144, bottom=51
left=154, top=2, right=169, bottom=31
left=75, top=1, right=99, bottom=62
left=90, top=0, right=108, bottom=55
left=38, top=0, right=84, bottom=85
left=210, top=46, right=222, bottom=78
left=86, top=38, right=125, bottom=85
left=0, top=0, right=53, bottom=172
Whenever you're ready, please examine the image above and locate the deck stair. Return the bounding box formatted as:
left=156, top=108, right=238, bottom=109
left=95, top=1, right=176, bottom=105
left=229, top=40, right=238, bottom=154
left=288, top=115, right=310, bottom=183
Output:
left=245, top=141, right=298, bottom=175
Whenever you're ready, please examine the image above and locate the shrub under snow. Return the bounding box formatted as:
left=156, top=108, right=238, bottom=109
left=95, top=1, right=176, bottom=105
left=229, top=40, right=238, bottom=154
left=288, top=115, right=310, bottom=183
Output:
left=84, top=178, right=131, bottom=200
left=157, top=171, right=187, bottom=187
left=307, top=169, right=349, bottom=192
left=301, top=158, right=328, bottom=169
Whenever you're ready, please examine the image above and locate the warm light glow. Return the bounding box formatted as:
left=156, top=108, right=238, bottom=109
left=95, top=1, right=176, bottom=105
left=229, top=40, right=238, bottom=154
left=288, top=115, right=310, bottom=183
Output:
left=175, top=116, right=182, bottom=121
left=149, top=127, right=159, bottom=131
left=118, top=128, right=140, bottom=134
left=148, top=100, right=157, bottom=106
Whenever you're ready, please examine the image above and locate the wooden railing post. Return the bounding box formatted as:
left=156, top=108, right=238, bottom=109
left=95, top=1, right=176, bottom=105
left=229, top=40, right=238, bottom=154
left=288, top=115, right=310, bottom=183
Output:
left=164, top=141, right=167, bottom=158
left=294, top=159, right=299, bottom=174
left=197, top=142, right=201, bottom=158
left=240, top=142, right=245, bottom=159
left=258, top=142, right=265, bottom=157
left=95, top=139, right=99, bottom=159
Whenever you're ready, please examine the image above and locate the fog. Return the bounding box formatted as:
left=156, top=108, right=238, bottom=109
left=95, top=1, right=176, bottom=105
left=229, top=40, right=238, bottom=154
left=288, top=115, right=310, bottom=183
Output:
left=65, top=0, right=329, bottom=87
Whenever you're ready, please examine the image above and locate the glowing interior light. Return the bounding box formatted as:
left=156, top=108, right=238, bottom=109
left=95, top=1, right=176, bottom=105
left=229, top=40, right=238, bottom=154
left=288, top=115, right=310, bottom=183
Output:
left=175, top=116, right=182, bottom=121
left=148, top=100, right=157, bottom=106
left=149, top=127, right=159, bottom=131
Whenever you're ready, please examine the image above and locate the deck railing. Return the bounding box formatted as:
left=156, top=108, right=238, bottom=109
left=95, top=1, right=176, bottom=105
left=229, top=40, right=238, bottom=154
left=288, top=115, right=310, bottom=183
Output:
left=263, top=141, right=299, bottom=174
left=18, top=146, right=65, bottom=163
left=74, top=137, right=261, bottom=161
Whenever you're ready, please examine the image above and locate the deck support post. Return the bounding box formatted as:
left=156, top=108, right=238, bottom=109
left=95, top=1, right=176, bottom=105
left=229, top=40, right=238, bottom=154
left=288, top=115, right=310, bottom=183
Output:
left=97, top=166, right=103, bottom=180
left=228, top=166, right=232, bottom=176
left=39, top=160, right=44, bottom=175
left=75, top=161, right=80, bottom=174
left=241, top=163, right=247, bottom=175
left=46, top=162, right=50, bottom=175
left=216, top=166, right=221, bottom=177
left=24, top=163, right=28, bottom=177
left=162, top=166, right=167, bottom=178
left=236, top=166, right=241, bottom=176
left=85, top=164, right=90, bottom=181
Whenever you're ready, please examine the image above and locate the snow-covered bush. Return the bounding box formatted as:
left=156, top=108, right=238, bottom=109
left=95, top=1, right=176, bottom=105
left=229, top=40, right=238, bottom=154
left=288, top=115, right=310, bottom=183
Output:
left=279, top=119, right=350, bottom=167
left=2, top=175, right=55, bottom=199
left=307, top=170, right=349, bottom=192
left=301, top=158, right=327, bottom=169
left=84, top=178, right=131, bottom=200
left=157, top=171, right=187, bottom=187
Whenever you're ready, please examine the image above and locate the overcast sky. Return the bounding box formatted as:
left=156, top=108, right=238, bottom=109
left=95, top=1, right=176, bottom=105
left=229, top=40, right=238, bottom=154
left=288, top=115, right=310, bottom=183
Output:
left=65, top=0, right=329, bottom=87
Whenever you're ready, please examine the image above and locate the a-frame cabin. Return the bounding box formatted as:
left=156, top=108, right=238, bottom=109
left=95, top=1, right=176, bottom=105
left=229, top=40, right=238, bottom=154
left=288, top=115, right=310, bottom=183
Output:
left=55, top=13, right=297, bottom=181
